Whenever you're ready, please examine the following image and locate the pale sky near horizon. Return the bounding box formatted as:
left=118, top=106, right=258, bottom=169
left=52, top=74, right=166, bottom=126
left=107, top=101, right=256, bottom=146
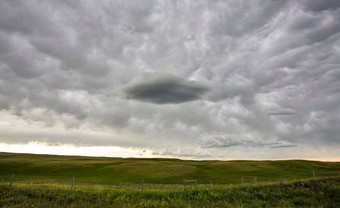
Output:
left=0, top=0, right=340, bottom=161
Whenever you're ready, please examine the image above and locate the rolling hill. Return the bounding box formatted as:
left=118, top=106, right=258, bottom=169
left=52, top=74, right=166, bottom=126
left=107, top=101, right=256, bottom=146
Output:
left=1, top=152, right=339, bottom=185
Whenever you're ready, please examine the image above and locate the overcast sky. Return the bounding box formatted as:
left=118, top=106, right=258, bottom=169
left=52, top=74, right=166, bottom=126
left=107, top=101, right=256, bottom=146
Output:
left=0, top=0, right=340, bottom=160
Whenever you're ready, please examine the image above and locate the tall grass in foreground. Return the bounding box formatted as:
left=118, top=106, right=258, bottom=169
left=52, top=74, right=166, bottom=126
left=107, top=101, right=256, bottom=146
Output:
left=1, top=177, right=339, bottom=207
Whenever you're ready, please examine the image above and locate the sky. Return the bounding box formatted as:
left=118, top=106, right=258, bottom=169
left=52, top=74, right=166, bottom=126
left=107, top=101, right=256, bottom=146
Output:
left=0, top=0, right=340, bottom=161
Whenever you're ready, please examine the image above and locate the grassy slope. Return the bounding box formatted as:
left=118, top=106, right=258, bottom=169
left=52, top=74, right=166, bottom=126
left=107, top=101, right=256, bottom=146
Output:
left=1, top=178, right=340, bottom=207
left=0, top=152, right=339, bottom=185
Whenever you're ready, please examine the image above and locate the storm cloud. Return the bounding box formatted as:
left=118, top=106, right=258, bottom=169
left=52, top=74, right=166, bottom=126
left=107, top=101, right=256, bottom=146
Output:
left=268, top=109, right=297, bottom=116
left=0, top=0, right=339, bottom=160
left=121, top=73, right=209, bottom=104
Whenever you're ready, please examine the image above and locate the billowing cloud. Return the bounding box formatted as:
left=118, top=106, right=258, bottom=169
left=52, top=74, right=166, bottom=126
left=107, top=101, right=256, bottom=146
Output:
left=201, top=134, right=297, bottom=149
left=0, top=0, right=339, bottom=160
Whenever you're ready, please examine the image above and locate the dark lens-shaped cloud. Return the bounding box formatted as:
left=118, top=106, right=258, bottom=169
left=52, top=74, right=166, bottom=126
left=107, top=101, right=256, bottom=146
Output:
left=268, top=109, right=297, bottom=116
left=121, top=73, right=209, bottom=104
left=268, top=112, right=296, bottom=116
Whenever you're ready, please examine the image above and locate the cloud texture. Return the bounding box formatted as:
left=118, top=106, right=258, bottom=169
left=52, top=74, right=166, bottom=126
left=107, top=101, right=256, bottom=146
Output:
left=0, top=0, right=339, bottom=159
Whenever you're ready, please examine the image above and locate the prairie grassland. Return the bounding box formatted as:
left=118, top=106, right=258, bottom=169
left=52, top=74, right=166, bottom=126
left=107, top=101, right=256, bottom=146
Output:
left=1, top=177, right=340, bottom=207
left=1, top=152, right=340, bottom=207
left=1, top=152, right=339, bottom=185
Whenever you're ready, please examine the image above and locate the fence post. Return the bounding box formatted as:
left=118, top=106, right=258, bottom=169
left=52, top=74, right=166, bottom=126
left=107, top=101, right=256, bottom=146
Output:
left=71, top=176, right=75, bottom=190
left=141, top=179, right=144, bottom=192
left=313, top=170, right=316, bottom=178
left=254, top=177, right=257, bottom=184
left=242, top=177, right=244, bottom=186
left=9, top=174, right=15, bottom=187
left=210, top=180, right=213, bottom=188
left=195, top=180, right=198, bottom=190
left=280, top=175, right=282, bottom=185
left=183, top=179, right=186, bottom=191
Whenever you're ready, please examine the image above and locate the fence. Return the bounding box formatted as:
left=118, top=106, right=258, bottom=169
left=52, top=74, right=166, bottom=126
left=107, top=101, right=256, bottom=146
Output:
left=3, top=170, right=340, bottom=191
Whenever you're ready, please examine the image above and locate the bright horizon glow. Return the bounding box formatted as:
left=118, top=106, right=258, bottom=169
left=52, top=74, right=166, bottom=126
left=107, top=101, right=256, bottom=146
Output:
left=1, top=142, right=339, bottom=162
left=0, top=142, right=154, bottom=158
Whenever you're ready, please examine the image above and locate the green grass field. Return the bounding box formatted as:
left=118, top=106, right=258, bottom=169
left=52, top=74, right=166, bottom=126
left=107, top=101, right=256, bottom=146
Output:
left=1, top=152, right=340, bottom=207
left=1, top=178, right=340, bottom=207
left=0, top=152, right=339, bottom=185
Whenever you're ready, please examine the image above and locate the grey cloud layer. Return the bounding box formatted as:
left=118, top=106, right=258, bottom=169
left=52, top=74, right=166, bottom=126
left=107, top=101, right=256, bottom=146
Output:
left=0, top=0, right=339, bottom=159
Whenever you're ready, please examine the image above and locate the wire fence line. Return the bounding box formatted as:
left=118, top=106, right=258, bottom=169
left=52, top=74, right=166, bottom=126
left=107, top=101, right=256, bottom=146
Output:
left=2, top=170, right=340, bottom=191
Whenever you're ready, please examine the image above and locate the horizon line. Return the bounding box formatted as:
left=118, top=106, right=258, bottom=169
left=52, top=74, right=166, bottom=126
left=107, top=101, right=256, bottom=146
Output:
left=1, top=151, right=339, bottom=163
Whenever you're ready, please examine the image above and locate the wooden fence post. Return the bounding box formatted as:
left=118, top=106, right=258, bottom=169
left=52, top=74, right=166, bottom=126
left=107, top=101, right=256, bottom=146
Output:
left=254, top=177, right=257, bottom=184
left=183, top=179, right=197, bottom=190
left=71, top=176, right=75, bottom=190
left=141, top=179, right=144, bottom=192
left=210, top=180, right=213, bottom=188
left=9, top=174, right=14, bottom=187
left=313, top=170, right=316, bottom=178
